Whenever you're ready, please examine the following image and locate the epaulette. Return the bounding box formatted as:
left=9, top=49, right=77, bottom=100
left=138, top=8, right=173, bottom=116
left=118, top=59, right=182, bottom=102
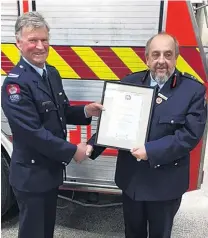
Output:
left=126, top=69, right=148, bottom=76
left=46, top=64, right=58, bottom=74
left=6, top=64, right=25, bottom=80
left=180, top=72, right=203, bottom=84
left=46, top=63, right=56, bottom=69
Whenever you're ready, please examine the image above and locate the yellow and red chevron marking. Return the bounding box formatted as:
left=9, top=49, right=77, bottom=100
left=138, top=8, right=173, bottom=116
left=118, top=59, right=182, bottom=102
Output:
left=1, top=44, right=206, bottom=83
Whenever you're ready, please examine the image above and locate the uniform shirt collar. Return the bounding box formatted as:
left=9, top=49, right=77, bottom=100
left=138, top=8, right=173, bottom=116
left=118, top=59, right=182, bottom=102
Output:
left=150, top=73, right=159, bottom=87
left=22, top=57, right=47, bottom=76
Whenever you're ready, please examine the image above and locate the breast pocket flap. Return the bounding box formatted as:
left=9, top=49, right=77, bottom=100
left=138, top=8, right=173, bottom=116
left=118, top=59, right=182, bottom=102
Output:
left=159, top=115, right=185, bottom=125
left=37, top=101, right=57, bottom=113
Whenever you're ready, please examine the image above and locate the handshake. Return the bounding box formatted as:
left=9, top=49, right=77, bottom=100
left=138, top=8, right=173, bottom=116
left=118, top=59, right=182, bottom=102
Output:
left=73, top=143, right=93, bottom=163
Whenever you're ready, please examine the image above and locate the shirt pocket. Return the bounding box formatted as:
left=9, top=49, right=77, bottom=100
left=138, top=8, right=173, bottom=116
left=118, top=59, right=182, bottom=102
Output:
left=36, top=100, right=57, bottom=113
left=159, top=115, right=186, bottom=125
left=158, top=115, right=185, bottom=134
left=36, top=100, right=58, bottom=123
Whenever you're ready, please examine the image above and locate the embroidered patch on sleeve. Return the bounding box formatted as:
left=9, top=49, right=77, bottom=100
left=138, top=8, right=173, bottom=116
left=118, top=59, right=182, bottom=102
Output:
left=9, top=94, right=22, bottom=103
left=6, top=84, right=20, bottom=95
left=6, top=84, right=21, bottom=103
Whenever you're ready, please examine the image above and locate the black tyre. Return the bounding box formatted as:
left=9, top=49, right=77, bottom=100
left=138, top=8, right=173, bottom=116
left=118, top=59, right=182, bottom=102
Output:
left=1, top=152, right=14, bottom=216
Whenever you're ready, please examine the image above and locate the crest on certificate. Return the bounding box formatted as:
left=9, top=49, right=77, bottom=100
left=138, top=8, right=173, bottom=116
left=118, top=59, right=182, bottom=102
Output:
left=125, top=94, right=131, bottom=100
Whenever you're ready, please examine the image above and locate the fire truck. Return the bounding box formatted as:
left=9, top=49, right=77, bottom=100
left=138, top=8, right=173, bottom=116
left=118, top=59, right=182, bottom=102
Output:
left=1, top=0, right=208, bottom=216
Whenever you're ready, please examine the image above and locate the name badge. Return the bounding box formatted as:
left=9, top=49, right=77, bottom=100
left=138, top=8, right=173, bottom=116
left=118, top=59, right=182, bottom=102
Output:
left=158, top=93, right=168, bottom=101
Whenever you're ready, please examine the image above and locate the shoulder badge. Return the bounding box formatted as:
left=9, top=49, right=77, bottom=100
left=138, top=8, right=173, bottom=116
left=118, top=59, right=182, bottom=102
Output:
left=180, top=72, right=203, bottom=84
left=6, top=84, right=20, bottom=95
left=6, top=84, right=22, bottom=103
left=126, top=69, right=148, bottom=76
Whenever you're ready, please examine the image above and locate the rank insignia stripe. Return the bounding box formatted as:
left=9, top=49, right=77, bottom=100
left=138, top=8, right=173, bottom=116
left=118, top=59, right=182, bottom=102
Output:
left=8, top=73, right=19, bottom=78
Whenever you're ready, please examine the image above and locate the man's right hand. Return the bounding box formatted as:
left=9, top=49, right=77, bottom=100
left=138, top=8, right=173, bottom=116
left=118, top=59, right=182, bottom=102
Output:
left=73, top=143, right=88, bottom=163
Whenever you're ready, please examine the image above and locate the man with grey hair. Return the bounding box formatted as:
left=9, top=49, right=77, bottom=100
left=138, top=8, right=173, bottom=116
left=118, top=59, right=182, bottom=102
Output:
left=2, top=12, right=103, bottom=238
left=86, top=32, right=207, bottom=237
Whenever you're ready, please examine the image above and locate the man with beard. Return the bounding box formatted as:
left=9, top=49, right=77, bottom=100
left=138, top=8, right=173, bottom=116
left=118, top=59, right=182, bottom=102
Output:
left=85, top=32, right=207, bottom=238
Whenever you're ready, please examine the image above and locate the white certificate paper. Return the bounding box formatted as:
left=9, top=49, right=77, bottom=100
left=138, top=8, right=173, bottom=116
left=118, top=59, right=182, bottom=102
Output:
left=96, top=82, right=155, bottom=150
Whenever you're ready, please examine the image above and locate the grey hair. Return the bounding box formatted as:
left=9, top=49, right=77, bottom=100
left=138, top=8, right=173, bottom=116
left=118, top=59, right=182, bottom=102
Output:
left=145, top=32, right=180, bottom=57
left=15, top=12, right=50, bottom=39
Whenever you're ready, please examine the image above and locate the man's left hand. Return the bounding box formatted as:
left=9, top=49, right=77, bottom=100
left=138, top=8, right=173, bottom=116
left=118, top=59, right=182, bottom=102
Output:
left=86, top=145, right=93, bottom=157
left=130, top=146, right=148, bottom=161
left=85, top=102, right=104, bottom=117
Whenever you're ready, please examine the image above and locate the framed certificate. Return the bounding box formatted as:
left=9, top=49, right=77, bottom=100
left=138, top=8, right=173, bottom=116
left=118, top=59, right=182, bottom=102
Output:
left=95, top=81, right=156, bottom=150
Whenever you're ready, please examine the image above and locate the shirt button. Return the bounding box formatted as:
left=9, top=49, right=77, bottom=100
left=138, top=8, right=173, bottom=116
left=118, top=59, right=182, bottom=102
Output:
left=60, top=117, right=62, bottom=121
left=59, top=92, right=63, bottom=95
left=63, top=129, right=66, bottom=133
left=170, top=120, right=174, bottom=124
left=31, top=159, right=35, bottom=164
left=175, top=163, right=178, bottom=166
left=46, top=109, right=49, bottom=112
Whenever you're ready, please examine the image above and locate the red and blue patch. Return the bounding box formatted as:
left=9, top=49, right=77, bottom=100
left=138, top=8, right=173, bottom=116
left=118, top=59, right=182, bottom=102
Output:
left=6, top=84, right=20, bottom=95
left=6, top=84, right=21, bottom=103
